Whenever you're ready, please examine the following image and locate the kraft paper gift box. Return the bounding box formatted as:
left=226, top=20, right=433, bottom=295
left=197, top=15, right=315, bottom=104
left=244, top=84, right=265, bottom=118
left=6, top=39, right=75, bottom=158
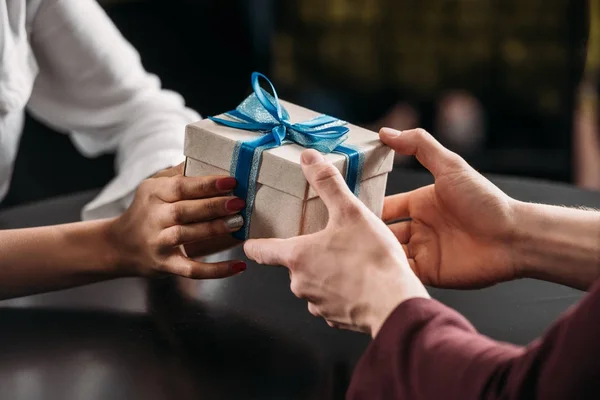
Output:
left=183, top=73, right=394, bottom=240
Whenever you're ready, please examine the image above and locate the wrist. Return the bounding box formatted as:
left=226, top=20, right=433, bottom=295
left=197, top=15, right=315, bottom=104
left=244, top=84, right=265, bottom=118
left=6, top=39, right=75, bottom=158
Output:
left=510, top=200, right=600, bottom=289
left=104, top=217, right=138, bottom=277
left=510, top=200, right=561, bottom=280
left=491, top=197, right=524, bottom=282
left=509, top=200, right=536, bottom=279
left=369, top=268, right=430, bottom=338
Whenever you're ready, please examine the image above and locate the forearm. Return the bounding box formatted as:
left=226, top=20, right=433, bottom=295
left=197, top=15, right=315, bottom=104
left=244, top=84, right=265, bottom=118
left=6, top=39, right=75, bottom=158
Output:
left=0, top=219, right=125, bottom=300
left=512, top=201, right=600, bottom=290
left=348, top=298, right=522, bottom=399
left=348, top=282, right=600, bottom=399
left=28, top=0, right=195, bottom=221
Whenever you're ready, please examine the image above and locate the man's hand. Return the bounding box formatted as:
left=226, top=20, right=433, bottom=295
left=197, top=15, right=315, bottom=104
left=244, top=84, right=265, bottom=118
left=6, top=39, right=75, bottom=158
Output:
left=108, top=163, right=247, bottom=279
left=244, top=150, right=429, bottom=337
left=380, top=128, right=518, bottom=288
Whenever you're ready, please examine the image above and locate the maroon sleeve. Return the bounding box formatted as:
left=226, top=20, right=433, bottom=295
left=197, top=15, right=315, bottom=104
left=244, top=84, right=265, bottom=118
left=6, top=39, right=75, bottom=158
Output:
left=347, top=281, right=600, bottom=399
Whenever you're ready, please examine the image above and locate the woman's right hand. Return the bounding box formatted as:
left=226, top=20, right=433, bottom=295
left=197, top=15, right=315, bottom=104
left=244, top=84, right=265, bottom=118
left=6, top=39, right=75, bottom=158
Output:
left=108, top=163, right=247, bottom=279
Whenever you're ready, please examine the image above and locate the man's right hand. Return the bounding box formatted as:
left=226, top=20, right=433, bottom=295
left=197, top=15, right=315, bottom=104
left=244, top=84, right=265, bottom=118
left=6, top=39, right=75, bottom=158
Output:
left=380, top=128, right=520, bottom=289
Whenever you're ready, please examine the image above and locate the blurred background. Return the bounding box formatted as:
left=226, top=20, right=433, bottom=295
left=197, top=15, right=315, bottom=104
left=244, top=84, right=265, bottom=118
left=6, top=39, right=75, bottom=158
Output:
left=2, top=0, right=597, bottom=209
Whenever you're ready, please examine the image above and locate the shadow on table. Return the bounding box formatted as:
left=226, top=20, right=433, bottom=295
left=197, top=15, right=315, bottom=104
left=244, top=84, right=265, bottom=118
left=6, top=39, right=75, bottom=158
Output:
left=0, top=308, right=181, bottom=400
left=0, top=293, right=327, bottom=400
left=147, top=277, right=332, bottom=399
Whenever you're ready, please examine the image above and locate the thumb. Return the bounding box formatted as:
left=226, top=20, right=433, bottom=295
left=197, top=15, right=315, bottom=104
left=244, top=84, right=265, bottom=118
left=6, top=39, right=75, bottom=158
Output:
left=152, top=162, right=185, bottom=178
left=244, top=237, right=300, bottom=268
left=300, top=149, right=358, bottom=220
left=166, top=255, right=246, bottom=279
left=379, top=128, right=465, bottom=177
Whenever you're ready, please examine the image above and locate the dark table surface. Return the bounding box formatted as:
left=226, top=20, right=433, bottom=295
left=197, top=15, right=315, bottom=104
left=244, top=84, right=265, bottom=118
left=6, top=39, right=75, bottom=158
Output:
left=1, top=168, right=599, bottom=400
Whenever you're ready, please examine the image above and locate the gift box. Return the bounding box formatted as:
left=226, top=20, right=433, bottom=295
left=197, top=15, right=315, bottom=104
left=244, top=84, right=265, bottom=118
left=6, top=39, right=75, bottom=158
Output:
left=183, top=73, right=394, bottom=240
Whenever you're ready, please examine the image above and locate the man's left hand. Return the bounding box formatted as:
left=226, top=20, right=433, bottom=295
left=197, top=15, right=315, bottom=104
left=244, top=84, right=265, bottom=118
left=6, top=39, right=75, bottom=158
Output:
left=244, top=150, right=429, bottom=337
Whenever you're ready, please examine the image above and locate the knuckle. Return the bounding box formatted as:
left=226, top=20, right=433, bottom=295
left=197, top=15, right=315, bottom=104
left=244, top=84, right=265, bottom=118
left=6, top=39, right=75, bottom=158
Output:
left=413, top=128, right=430, bottom=141
left=205, top=219, right=227, bottom=237
left=253, top=247, right=267, bottom=265
left=171, top=177, right=187, bottom=199
left=172, top=162, right=185, bottom=175
left=148, top=234, right=165, bottom=251
left=154, top=258, right=172, bottom=272
left=445, top=151, right=466, bottom=170
left=168, top=204, right=185, bottom=224
left=287, top=246, right=304, bottom=271
left=162, top=225, right=185, bottom=246
left=208, top=220, right=223, bottom=236
left=177, top=263, right=195, bottom=278
left=338, top=199, right=363, bottom=220
left=139, top=260, right=162, bottom=278
left=137, top=180, right=154, bottom=198
left=153, top=261, right=168, bottom=274
left=244, top=242, right=259, bottom=262
left=308, top=303, right=321, bottom=317
left=312, top=164, right=340, bottom=184
left=195, top=177, right=213, bottom=195
left=289, top=279, right=305, bottom=298
left=151, top=169, right=168, bottom=179
left=205, top=198, right=223, bottom=215
left=203, top=264, right=220, bottom=279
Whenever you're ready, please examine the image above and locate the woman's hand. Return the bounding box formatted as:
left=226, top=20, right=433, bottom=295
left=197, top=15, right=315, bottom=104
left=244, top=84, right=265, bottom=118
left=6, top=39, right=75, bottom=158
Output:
left=380, top=128, right=518, bottom=289
left=0, top=163, right=247, bottom=300
left=109, top=163, right=247, bottom=279
left=244, top=150, right=429, bottom=337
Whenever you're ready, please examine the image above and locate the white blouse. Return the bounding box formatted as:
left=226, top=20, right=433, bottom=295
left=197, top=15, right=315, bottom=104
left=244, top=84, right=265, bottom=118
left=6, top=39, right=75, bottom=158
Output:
left=0, top=0, right=200, bottom=220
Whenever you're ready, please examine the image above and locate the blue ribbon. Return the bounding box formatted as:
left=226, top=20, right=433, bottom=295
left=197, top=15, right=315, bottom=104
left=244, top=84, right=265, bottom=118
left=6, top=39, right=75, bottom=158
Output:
left=209, top=72, right=364, bottom=240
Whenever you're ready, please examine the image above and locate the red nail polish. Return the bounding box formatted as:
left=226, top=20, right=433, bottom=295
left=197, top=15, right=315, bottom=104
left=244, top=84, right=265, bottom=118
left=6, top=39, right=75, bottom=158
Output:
left=216, top=177, right=237, bottom=191
left=226, top=198, right=246, bottom=212
left=230, top=262, right=247, bottom=274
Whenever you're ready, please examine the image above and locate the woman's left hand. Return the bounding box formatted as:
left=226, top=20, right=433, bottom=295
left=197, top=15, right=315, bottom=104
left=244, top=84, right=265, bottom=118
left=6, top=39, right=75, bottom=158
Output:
left=244, top=150, right=429, bottom=337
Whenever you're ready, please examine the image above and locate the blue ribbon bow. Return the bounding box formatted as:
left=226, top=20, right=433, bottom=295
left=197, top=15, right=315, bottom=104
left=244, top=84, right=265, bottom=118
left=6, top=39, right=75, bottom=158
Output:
left=209, top=72, right=364, bottom=240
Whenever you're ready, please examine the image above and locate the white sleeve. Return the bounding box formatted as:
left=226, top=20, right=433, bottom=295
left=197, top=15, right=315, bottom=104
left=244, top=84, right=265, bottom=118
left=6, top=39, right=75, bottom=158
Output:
left=26, top=0, right=200, bottom=220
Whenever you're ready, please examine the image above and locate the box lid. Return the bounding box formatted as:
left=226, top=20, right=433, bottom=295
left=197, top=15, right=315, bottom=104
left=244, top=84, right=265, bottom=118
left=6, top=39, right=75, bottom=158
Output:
left=184, top=100, right=394, bottom=200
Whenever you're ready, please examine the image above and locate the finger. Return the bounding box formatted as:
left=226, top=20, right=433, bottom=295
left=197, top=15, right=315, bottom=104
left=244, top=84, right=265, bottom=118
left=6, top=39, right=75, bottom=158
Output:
left=159, top=215, right=244, bottom=246
left=152, top=162, right=185, bottom=178
left=379, top=128, right=465, bottom=177
left=154, top=175, right=238, bottom=202
left=183, top=235, right=242, bottom=259
left=244, top=237, right=300, bottom=267
left=389, top=221, right=411, bottom=243
left=163, top=255, right=247, bottom=279
left=383, top=193, right=411, bottom=222
left=300, top=149, right=358, bottom=220
left=163, top=196, right=245, bottom=226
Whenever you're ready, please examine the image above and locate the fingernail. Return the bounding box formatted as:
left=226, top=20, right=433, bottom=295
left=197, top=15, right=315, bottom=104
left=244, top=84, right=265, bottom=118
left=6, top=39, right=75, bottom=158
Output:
left=224, top=215, right=244, bottom=231
left=301, top=150, right=325, bottom=165
left=216, top=177, right=237, bottom=191
left=226, top=198, right=246, bottom=212
left=380, top=128, right=401, bottom=138
left=230, top=261, right=247, bottom=274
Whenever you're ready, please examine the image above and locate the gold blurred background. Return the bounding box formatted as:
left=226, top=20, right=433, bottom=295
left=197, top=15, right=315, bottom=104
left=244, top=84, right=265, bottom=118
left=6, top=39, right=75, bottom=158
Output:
left=4, top=0, right=595, bottom=209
